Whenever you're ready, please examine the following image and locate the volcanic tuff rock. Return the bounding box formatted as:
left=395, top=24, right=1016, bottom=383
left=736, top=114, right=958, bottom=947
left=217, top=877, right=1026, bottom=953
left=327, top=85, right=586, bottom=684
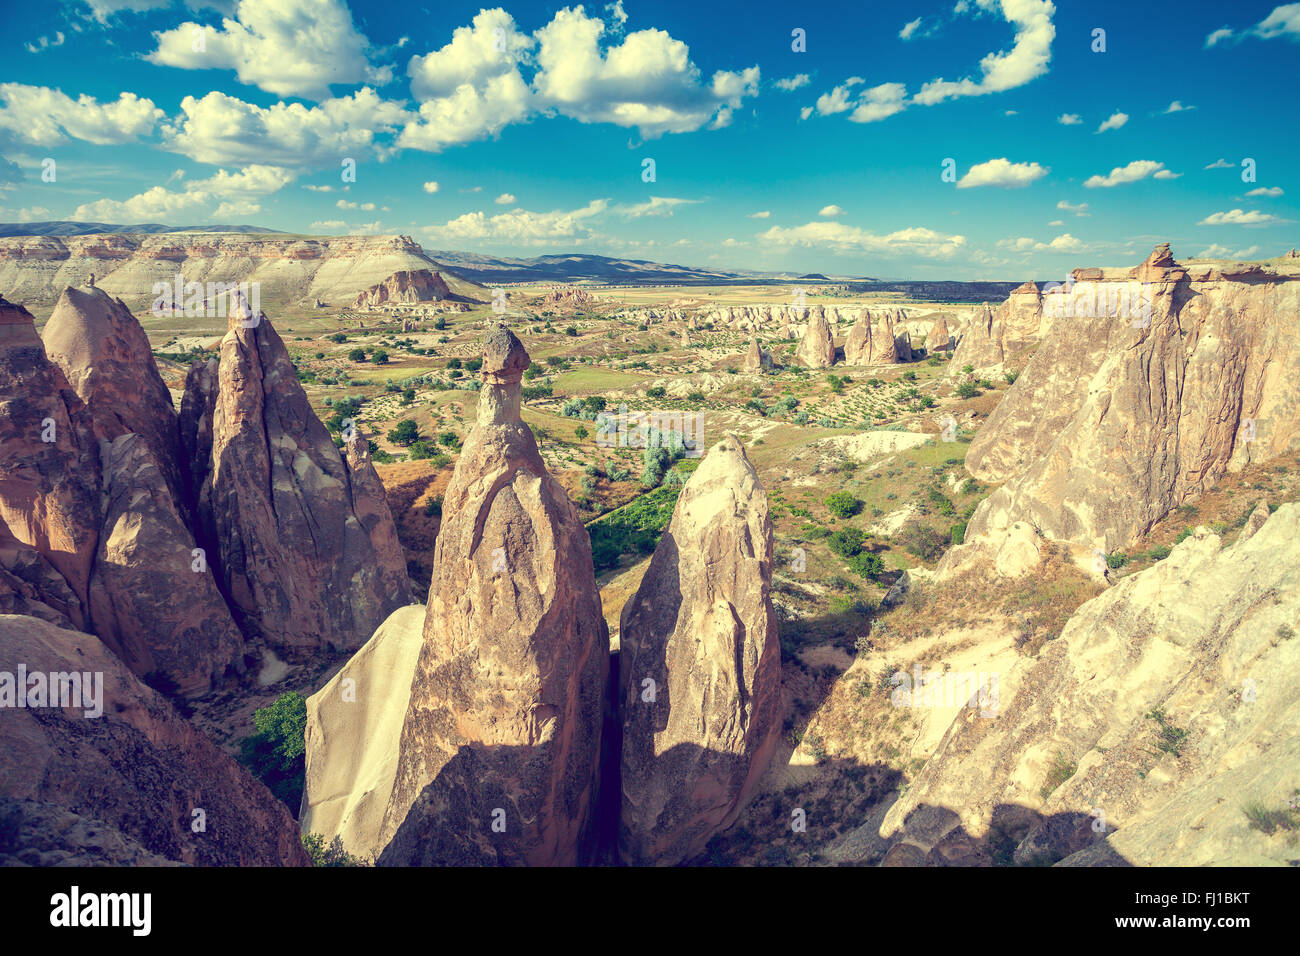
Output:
left=0, top=614, right=308, bottom=866
left=379, top=325, right=608, bottom=866
left=944, top=245, right=1300, bottom=567
left=928, top=316, right=952, bottom=351
left=0, top=295, right=100, bottom=629
left=796, top=305, right=835, bottom=367
left=949, top=282, right=1044, bottom=374
left=619, top=434, right=782, bottom=865
left=300, top=604, right=425, bottom=859
left=843, top=309, right=900, bottom=365
left=181, top=302, right=412, bottom=656
left=837, top=505, right=1300, bottom=867
left=742, top=335, right=771, bottom=372
left=352, top=269, right=451, bottom=309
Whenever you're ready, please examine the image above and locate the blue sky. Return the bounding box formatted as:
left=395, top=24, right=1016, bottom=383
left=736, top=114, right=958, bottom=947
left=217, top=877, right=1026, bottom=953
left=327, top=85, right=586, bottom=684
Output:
left=0, top=0, right=1296, bottom=278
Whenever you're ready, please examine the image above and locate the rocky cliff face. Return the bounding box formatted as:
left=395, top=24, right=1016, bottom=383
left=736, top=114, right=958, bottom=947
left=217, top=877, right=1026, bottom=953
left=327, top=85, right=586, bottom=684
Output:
left=0, top=233, right=484, bottom=310
left=0, top=296, right=101, bottom=629
left=618, top=435, right=782, bottom=865
left=949, top=281, right=1044, bottom=374
left=796, top=305, right=835, bottom=367
left=379, top=325, right=608, bottom=866
left=182, top=302, right=412, bottom=656
left=945, top=246, right=1300, bottom=566
left=0, top=614, right=308, bottom=865
left=836, top=504, right=1300, bottom=867
left=352, top=269, right=451, bottom=308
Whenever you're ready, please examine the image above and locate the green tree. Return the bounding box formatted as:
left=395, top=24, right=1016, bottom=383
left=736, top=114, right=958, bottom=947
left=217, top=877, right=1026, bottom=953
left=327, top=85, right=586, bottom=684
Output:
left=237, top=692, right=307, bottom=813
left=387, top=419, right=421, bottom=446
left=348, top=347, right=367, bottom=362
left=825, top=490, right=862, bottom=518
left=371, top=349, right=389, bottom=365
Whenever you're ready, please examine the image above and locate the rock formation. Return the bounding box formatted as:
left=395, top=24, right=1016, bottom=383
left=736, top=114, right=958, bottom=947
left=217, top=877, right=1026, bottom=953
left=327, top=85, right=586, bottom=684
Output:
left=838, top=504, right=1300, bottom=867
left=949, top=282, right=1044, bottom=374
left=795, top=305, right=835, bottom=367
left=619, top=434, right=782, bottom=865
left=927, top=316, right=952, bottom=352
left=181, top=299, right=412, bottom=656
left=353, top=269, right=450, bottom=309
left=843, top=309, right=900, bottom=365
left=0, top=614, right=308, bottom=866
left=741, top=336, right=771, bottom=372
left=943, top=245, right=1300, bottom=570
left=379, top=325, right=608, bottom=866
left=300, top=604, right=425, bottom=859
left=0, top=295, right=101, bottom=630
left=41, top=285, right=243, bottom=695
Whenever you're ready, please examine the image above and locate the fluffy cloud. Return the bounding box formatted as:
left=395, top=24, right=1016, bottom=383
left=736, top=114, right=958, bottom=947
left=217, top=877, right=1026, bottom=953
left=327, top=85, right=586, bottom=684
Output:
left=71, top=162, right=294, bottom=223
left=1204, top=27, right=1234, bottom=47
left=899, top=17, right=924, bottom=39
left=758, top=221, right=966, bottom=258
left=819, top=204, right=845, bottom=217
left=775, top=74, right=810, bottom=91
left=912, top=0, right=1056, bottom=104
left=161, top=88, right=405, bottom=165
left=24, top=32, right=65, bottom=54
left=1245, top=186, right=1284, bottom=197
left=1083, top=160, right=1168, bottom=188
left=0, top=84, right=163, bottom=146
left=1096, top=110, right=1128, bottom=132
left=1195, top=243, right=1261, bottom=258
left=1153, top=169, right=1181, bottom=180
left=1204, top=158, right=1235, bottom=169
left=1056, top=112, right=1081, bottom=125
left=531, top=6, right=759, bottom=138
left=809, top=79, right=907, bottom=123
left=748, top=210, right=771, bottom=219
left=336, top=199, right=375, bottom=211
left=997, top=232, right=1083, bottom=253
left=422, top=181, right=439, bottom=193
left=1198, top=209, right=1281, bottom=225
left=148, top=0, right=392, bottom=101
left=310, top=219, right=346, bottom=230
left=956, top=158, right=1048, bottom=188
left=421, top=198, right=609, bottom=244
left=495, top=193, right=517, bottom=205
left=1057, top=199, right=1089, bottom=215
left=1164, top=100, right=1195, bottom=113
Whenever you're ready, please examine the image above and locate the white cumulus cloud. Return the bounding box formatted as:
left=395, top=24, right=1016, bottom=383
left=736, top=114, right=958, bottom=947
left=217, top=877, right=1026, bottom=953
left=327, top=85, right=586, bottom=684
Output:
left=956, top=158, right=1049, bottom=189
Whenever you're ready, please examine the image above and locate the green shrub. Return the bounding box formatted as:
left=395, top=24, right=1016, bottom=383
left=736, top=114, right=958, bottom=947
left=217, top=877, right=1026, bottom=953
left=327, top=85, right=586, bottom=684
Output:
left=423, top=496, right=442, bottom=517
left=825, top=490, right=862, bottom=518
left=955, top=381, right=979, bottom=399
left=237, top=692, right=307, bottom=814
left=302, top=833, right=367, bottom=867
left=387, top=419, right=421, bottom=446
left=348, top=348, right=367, bottom=362
left=646, top=386, right=666, bottom=399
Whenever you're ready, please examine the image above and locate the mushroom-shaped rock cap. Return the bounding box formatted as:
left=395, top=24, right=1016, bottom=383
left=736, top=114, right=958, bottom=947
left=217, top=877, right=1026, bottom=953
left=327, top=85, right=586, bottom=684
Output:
left=1145, top=242, right=1177, bottom=268
left=481, top=323, right=530, bottom=383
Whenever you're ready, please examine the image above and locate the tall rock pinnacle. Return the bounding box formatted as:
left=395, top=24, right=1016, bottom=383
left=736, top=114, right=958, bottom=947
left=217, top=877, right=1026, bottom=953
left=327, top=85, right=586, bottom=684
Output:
left=379, top=324, right=608, bottom=866
left=619, top=434, right=782, bottom=865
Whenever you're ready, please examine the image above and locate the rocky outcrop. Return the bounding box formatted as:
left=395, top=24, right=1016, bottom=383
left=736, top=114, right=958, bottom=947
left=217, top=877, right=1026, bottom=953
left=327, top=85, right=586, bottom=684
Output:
left=949, top=282, right=1044, bottom=374
left=0, top=296, right=100, bottom=629
left=353, top=269, right=450, bottom=309
left=379, top=325, right=608, bottom=866
left=838, top=504, right=1300, bottom=867
left=619, top=434, right=782, bottom=865
left=40, top=285, right=243, bottom=695
left=945, top=245, right=1300, bottom=564
left=537, top=286, right=598, bottom=309
left=843, top=310, right=900, bottom=365
left=928, top=316, right=952, bottom=352
left=741, top=336, right=770, bottom=372
left=0, top=614, right=308, bottom=866
left=181, top=301, right=412, bottom=656
left=300, top=604, right=425, bottom=859
left=796, top=305, right=835, bottom=367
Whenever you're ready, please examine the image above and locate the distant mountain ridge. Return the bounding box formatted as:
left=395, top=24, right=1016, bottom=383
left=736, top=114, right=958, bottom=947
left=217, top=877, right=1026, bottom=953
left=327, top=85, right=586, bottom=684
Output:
left=425, top=249, right=845, bottom=285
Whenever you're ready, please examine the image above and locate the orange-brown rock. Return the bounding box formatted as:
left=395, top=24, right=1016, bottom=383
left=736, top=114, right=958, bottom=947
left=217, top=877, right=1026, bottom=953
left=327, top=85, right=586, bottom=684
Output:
left=843, top=309, right=900, bottom=365
left=619, top=434, right=782, bottom=865
left=181, top=302, right=412, bottom=656
left=353, top=269, right=450, bottom=308
left=0, top=613, right=308, bottom=866
left=379, top=325, right=608, bottom=866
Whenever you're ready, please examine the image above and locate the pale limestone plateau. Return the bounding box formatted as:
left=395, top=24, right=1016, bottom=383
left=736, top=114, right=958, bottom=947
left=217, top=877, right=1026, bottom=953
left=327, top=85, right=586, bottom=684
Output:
left=378, top=325, right=609, bottom=866
left=0, top=233, right=485, bottom=311
left=831, top=504, right=1300, bottom=867
left=618, top=434, right=782, bottom=865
